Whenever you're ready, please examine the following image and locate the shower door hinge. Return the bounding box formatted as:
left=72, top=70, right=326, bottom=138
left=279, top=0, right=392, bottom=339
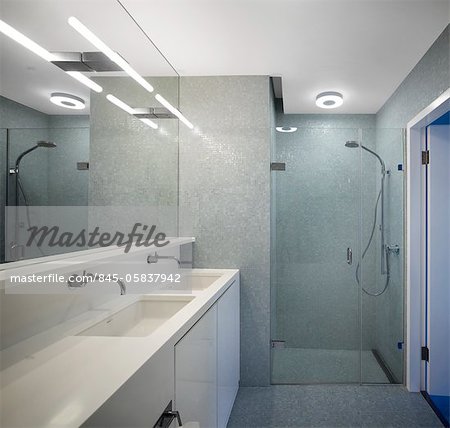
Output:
left=421, top=346, right=429, bottom=362
left=422, top=150, right=430, bottom=165
left=271, top=162, right=286, bottom=171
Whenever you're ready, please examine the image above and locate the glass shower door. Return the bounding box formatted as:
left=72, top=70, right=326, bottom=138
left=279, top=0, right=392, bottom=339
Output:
left=360, top=128, right=404, bottom=384
left=271, top=126, right=363, bottom=384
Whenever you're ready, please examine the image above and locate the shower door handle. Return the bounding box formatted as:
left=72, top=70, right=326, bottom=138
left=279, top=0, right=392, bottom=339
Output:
left=346, top=247, right=353, bottom=265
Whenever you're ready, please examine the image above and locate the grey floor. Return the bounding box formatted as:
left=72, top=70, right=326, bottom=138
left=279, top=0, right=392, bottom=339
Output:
left=272, top=348, right=389, bottom=384
left=227, top=385, right=442, bottom=427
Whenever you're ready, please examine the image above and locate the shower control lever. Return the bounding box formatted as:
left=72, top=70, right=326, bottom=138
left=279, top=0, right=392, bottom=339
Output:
left=346, top=247, right=353, bottom=265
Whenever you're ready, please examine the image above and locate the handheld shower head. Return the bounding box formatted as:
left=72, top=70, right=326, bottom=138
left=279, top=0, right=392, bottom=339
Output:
left=345, top=141, right=359, bottom=148
left=12, top=141, right=57, bottom=173
left=36, top=141, right=56, bottom=148
left=345, top=140, right=386, bottom=174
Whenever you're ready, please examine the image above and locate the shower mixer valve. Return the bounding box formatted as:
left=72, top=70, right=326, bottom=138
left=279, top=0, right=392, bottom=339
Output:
left=386, top=245, right=400, bottom=255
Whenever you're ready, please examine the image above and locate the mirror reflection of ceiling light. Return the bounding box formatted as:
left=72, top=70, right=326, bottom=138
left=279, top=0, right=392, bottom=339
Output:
left=155, top=94, right=194, bottom=129
left=139, top=118, right=158, bottom=129
left=50, top=93, right=85, bottom=109
left=68, top=17, right=154, bottom=94
left=67, top=71, right=103, bottom=93
left=276, top=126, right=297, bottom=133
left=106, top=94, right=135, bottom=114
left=0, top=19, right=103, bottom=93
left=106, top=94, right=158, bottom=129
left=0, top=19, right=55, bottom=61
left=315, top=91, right=344, bottom=109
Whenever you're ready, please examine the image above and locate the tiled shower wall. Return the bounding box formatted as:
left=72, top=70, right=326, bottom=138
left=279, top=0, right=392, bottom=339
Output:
left=374, top=24, right=450, bottom=382
left=179, top=76, right=273, bottom=386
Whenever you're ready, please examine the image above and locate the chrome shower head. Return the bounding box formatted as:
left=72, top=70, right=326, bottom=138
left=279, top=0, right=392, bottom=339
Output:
left=12, top=141, right=57, bottom=172
left=36, top=141, right=56, bottom=148
left=345, top=141, right=359, bottom=148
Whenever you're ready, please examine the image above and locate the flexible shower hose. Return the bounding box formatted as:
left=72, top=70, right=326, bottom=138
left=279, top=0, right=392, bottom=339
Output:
left=355, top=180, right=390, bottom=296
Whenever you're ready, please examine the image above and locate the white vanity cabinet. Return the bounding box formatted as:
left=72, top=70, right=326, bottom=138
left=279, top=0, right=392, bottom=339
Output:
left=81, top=345, right=174, bottom=427
left=217, top=279, right=240, bottom=427
left=175, top=304, right=218, bottom=428
left=175, top=280, right=240, bottom=428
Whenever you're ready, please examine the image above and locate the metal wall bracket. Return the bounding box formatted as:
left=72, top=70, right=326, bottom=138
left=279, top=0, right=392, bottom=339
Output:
left=421, top=346, right=429, bottom=362
left=77, top=162, right=89, bottom=171
left=271, top=162, right=286, bottom=171
left=51, top=51, right=123, bottom=72
left=133, top=107, right=177, bottom=120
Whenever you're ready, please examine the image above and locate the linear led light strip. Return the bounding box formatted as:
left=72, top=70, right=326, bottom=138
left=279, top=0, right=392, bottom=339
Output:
left=0, top=19, right=103, bottom=93
left=155, top=94, right=194, bottom=129
left=68, top=17, right=154, bottom=94
left=106, top=94, right=158, bottom=129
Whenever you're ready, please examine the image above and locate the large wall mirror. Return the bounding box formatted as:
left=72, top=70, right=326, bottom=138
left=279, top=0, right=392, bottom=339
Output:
left=0, top=0, right=182, bottom=264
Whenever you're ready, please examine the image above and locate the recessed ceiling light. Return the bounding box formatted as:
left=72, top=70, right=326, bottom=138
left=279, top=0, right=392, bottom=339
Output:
left=50, top=93, right=85, bottom=110
left=276, top=126, right=297, bottom=133
left=316, top=91, right=344, bottom=109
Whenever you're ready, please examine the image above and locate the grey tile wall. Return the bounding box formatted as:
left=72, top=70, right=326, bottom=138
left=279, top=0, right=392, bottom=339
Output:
left=47, top=116, right=90, bottom=207
left=179, top=76, right=272, bottom=386
left=376, top=24, right=449, bottom=130
left=373, top=24, right=450, bottom=384
left=89, top=76, right=179, bottom=235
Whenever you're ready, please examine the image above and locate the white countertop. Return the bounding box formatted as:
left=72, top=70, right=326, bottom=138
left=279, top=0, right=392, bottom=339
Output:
left=0, top=268, right=239, bottom=428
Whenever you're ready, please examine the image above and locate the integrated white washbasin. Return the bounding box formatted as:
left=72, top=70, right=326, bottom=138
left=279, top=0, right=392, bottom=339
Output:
left=78, top=296, right=194, bottom=337
left=185, top=273, right=223, bottom=291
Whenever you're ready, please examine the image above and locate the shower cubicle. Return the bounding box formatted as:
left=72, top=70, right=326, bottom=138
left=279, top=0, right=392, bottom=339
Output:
left=270, top=119, right=405, bottom=385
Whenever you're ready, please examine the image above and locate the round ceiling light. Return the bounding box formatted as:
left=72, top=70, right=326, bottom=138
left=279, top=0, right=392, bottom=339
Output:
left=276, top=126, right=298, bottom=133
left=50, top=92, right=85, bottom=110
left=315, top=91, right=344, bottom=109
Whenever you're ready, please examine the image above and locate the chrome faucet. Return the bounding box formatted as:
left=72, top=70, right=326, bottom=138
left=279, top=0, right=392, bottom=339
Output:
left=67, top=271, right=126, bottom=295
left=147, top=252, right=181, bottom=267
left=117, top=278, right=126, bottom=295
left=67, top=270, right=95, bottom=288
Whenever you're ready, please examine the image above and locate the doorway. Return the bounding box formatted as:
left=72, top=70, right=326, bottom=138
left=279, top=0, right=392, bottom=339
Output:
left=406, top=89, right=450, bottom=425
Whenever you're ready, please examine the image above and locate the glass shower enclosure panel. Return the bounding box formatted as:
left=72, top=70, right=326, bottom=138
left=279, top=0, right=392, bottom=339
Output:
left=1, top=129, right=7, bottom=263
left=271, top=127, right=363, bottom=384
left=360, top=128, right=405, bottom=384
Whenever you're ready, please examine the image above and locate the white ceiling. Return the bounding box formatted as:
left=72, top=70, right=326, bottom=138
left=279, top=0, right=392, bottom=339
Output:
left=121, top=0, right=450, bottom=114
left=1, top=0, right=449, bottom=115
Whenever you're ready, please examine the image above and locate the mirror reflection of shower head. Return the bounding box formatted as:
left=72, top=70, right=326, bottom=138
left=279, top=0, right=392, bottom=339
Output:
left=13, top=141, right=57, bottom=173
left=36, top=141, right=57, bottom=148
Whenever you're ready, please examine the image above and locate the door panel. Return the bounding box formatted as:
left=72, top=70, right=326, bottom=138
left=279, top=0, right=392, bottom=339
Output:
left=271, top=127, right=362, bottom=384
left=426, top=124, right=450, bottom=424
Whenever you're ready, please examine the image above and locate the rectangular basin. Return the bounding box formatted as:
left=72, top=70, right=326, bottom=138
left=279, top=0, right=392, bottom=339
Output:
left=78, top=296, right=194, bottom=337
left=186, top=274, right=222, bottom=291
